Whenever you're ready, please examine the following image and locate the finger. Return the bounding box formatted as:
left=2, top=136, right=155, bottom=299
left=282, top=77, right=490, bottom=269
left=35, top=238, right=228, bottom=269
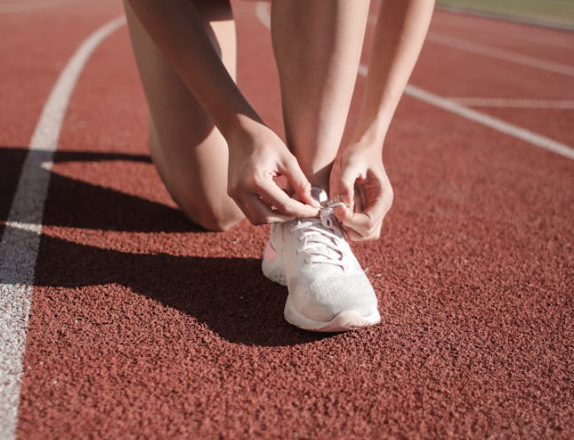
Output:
left=363, top=195, right=388, bottom=223
left=337, top=179, right=389, bottom=226
left=346, top=228, right=366, bottom=242
left=336, top=207, right=368, bottom=238
left=343, top=219, right=383, bottom=242
left=256, top=178, right=319, bottom=218
left=257, top=192, right=299, bottom=222
left=337, top=203, right=385, bottom=238
left=281, top=156, right=320, bottom=208
left=237, top=196, right=293, bottom=225
left=340, top=209, right=371, bottom=236
left=334, top=205, right=367, bottom=230
left=346, top=228, right=379, bottom=242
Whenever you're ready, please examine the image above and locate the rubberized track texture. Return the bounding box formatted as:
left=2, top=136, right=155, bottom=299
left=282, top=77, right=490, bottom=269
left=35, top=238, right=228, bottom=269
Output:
left=1, top=0, right=573, bottom=439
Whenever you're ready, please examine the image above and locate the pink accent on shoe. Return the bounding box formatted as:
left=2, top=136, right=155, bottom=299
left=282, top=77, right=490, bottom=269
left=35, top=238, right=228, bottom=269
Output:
left=265, top=241, right=278, bottom=263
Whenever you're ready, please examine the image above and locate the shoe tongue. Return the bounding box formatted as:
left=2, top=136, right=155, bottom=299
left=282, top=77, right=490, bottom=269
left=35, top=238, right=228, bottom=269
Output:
left=310, top=187, right=329, bottom=205
left=306, top=187, right=344, bottom=235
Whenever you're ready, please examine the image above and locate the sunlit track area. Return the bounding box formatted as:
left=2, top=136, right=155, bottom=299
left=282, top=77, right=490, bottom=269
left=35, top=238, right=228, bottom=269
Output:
left=1, top=0, right=573, bottom=438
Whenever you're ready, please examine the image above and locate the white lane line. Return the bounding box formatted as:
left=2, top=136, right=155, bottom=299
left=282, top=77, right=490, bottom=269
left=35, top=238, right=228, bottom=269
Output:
left=256, top=3, right=574, bottom=161
left=446, top=98, right=574, bottom=109
left=426, top=32, right=574, bottom=78
left=402, top=83, right=574, bottom=160
left=254, top=2, right=270, bottom=29
left=366, top=15, right=574, bottom=77
left=359, top=65, right=574, bottom=161
left=0, top=15, right=125, bottom=440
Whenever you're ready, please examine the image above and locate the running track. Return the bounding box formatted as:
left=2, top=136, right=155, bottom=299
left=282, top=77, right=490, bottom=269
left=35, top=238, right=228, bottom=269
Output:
left=1, top=0, right=573, bottom=438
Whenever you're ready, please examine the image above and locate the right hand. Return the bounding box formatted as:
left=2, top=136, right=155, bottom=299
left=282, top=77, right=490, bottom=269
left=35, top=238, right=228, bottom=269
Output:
left=226, top=118, right=319, bottom=225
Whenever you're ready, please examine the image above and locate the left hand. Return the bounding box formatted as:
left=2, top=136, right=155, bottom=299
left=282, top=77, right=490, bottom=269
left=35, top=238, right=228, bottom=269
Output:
left=329, top=143, right=394, bottom=241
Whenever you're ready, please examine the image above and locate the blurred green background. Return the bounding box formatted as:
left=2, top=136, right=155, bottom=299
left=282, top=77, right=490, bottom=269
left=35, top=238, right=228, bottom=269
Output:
left=436, top=0, right=574, bottom=28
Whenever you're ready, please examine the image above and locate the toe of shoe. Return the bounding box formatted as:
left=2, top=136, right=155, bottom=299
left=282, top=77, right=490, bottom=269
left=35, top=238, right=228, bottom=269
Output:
left=288, top=274, right=378, bottom=325
left=284, top=297, right=380, bottom=332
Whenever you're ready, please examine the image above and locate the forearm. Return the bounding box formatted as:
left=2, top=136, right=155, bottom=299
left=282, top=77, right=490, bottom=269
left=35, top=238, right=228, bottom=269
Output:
left=127, top=0, right=260, bottom=136
left=355, top=0, right=435, bottom=149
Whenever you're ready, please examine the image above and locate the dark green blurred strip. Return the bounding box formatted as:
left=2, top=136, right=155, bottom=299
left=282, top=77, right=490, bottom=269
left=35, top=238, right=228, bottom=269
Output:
left=436, top=0, right=574, bottom=29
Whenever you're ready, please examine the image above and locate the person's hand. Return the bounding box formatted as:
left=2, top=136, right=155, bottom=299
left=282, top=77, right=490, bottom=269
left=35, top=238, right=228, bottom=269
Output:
left=226, top=118, right=319, bottom=225
left=329, top=142, right=393, bottom=241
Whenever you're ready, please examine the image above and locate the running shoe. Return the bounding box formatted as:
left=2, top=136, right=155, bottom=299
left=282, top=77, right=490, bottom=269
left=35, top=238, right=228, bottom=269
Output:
left=262, top=188, right=380, bottom=332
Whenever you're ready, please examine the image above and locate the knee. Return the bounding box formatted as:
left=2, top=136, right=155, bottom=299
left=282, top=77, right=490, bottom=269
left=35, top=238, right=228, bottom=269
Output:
left=199, top=209, right=244, bottom=232
left=181, top=199, right=244, bottom=232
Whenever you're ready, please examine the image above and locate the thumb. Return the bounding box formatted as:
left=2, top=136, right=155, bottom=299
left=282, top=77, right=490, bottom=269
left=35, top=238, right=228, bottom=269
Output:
left=334, top=203, right=353, bottom=225
left=283, top=156, right=319, bottom=208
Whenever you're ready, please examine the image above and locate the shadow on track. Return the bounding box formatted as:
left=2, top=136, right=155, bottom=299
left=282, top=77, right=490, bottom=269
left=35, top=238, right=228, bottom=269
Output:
left=0, top=146, right=200, bottom=233
left=0, top=146, right=328, bottom=346
left=0, top=146, right=29, bottom=239
left=27, top=233, right=329, bottom=346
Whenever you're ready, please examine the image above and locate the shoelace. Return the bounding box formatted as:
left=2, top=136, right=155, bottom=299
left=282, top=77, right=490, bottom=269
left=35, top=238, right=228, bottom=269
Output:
left=290, top=200, right=348, bottom=270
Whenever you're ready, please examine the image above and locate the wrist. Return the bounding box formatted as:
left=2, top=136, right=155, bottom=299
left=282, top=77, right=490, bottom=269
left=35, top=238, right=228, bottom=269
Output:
left=345, top=125, right=385, bottom=156
left=219, top=110, right=264, bottom=142
left=351, top=117, right=387, bottom=151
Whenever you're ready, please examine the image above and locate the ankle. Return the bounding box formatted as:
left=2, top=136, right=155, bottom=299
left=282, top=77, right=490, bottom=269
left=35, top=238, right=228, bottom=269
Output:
left=305, top=166, right=331, bottom=193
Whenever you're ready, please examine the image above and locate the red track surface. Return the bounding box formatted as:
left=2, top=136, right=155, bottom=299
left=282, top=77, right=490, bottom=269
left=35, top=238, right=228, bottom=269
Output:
left=1, top=1, right=574, bottom=438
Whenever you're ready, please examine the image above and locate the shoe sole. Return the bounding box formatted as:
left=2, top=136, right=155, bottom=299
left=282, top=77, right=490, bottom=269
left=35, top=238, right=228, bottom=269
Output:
left=284, top=296, right=381, bottom=332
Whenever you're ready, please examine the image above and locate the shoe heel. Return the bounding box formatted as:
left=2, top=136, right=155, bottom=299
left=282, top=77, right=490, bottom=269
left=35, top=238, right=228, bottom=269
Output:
left=262, top=241, right=287, bottom=286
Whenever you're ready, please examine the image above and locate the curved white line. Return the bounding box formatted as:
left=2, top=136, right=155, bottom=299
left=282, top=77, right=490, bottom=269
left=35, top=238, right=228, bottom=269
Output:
left=0, top=15, right=126, bottom=439
left=254, top=1, right=270, bottom=29
left=401, top=83, right=574, bottom=161
left=427, top=32, right=574, bottom=78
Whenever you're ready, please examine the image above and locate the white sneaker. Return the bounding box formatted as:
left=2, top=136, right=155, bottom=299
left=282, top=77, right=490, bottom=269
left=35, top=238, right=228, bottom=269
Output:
left=262, top=188, right=380, bottom=332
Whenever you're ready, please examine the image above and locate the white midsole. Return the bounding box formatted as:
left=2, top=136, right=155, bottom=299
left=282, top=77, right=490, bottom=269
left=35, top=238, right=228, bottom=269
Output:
left=284, top=296, right=381, bottom=333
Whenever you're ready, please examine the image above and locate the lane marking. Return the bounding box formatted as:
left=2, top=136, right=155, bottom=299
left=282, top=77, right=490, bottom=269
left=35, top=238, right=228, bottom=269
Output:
left=426, top=31, right=574, bottom=78
left=254, top=2, right=270, bottom=29
left=360, top=65, right=574, bottom=161
left=369, top=13, right=574, bottom=52
left=368, top=14, right=574, bottom=76
left=401, top=82, right=574, bottom=160
left=0, top=15, right=125, bottom=439
left=256, top=3, right=574, bottom=161
left=446, top=98, right=574, bottom=109
left=431, top=14, right=574, bottom=50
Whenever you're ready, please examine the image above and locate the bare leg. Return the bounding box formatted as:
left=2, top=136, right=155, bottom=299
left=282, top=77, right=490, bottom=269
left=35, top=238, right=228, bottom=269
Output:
left=271, top=0, right=371, bottom=191
left=124, top=0, right=244, bottom=231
